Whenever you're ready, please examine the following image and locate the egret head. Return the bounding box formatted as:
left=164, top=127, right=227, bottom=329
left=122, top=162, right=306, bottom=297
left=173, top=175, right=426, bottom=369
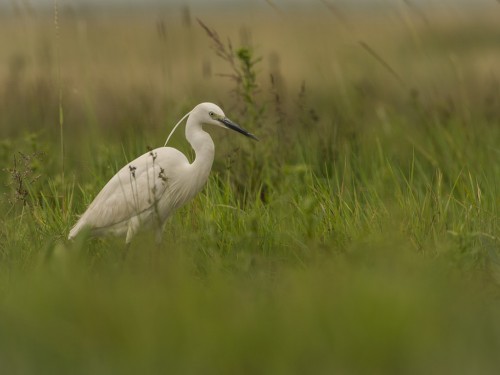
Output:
left=195, top=102, right=258, bottom=141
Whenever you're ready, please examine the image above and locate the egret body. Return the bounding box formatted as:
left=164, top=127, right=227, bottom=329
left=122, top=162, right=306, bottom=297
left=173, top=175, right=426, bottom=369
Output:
left=68, top=102, right=257, bottom=244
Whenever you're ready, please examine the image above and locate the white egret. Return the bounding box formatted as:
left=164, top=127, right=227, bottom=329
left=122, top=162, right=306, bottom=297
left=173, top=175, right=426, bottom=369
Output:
left=68, top=102, right=257, bottom=244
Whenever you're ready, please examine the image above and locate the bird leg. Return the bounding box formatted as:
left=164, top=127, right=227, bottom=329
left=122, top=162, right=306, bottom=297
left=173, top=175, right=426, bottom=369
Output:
left=155, top=219, right=169, bottom=246
left=122, top=241, right=131, bottom=261
left=155, top=229, right=163, bottom=246
left=125, top=217, right=140, bottom=244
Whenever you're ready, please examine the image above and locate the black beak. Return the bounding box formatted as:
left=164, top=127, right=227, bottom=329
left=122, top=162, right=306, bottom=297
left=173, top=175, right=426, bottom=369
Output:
left=219, top=117, right=259, bottom=141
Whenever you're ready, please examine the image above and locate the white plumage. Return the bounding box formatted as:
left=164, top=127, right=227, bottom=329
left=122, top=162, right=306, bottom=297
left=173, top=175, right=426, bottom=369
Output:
left=68, top=102, right=257, bottom=244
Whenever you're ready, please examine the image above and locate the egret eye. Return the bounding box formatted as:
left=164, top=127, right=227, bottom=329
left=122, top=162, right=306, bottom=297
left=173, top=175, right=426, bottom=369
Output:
left=209, top=111, right=215, bottom=117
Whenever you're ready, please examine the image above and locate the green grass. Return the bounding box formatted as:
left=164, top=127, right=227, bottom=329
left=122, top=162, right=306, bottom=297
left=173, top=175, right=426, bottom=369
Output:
left=1, top=4, right=500, bottom=374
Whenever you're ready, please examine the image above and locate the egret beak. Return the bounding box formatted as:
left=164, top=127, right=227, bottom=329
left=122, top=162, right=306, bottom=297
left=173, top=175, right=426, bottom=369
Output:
left=219, top=117, right=259, bottom=141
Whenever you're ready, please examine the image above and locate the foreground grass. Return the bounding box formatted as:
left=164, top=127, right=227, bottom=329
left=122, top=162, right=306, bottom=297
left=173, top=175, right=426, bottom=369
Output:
left=1, top=4, right=500, bottom=374
left=1, top=240, right=499, bottom=375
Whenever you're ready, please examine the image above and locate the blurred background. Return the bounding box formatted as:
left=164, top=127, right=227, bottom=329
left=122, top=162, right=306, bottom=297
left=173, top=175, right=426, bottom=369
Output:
left=2, top=0, right=500, bottom=181
left=2, top=0, right=500, bottom=138
left=2, top=0, right=500, bottom=177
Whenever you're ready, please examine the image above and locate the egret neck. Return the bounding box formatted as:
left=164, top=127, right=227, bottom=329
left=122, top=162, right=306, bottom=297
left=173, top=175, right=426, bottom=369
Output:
left=185, top=111, right=215, bottom=192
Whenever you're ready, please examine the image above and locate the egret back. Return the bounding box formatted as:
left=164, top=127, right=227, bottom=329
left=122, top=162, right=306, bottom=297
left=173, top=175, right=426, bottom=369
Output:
left=68, top=147, right=191, bottom=239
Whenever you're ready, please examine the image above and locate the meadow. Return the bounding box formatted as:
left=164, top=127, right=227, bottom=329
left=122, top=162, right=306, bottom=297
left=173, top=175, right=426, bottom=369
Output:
left=1, top=2, right=500, bottom=374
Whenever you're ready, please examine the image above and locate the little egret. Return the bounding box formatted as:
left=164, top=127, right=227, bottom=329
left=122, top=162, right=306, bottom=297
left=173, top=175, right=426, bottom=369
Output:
left=68, top=102, right=257, bottom=244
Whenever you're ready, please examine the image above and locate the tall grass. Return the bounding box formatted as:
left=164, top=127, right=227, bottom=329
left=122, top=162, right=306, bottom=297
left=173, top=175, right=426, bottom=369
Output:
left=0, top=4, right=499, bottom=374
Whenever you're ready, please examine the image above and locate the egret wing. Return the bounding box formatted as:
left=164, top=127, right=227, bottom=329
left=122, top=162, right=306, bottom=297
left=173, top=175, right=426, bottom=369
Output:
left=72, top=147, right=189, bottom=233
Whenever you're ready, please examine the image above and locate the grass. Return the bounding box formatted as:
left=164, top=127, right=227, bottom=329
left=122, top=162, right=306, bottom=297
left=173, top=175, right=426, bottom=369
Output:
left=1, top=2, right=500, bottom=374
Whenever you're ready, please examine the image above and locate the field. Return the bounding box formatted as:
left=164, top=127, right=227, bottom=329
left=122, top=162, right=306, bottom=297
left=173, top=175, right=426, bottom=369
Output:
left=1, top=2, right=500, bottom=374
